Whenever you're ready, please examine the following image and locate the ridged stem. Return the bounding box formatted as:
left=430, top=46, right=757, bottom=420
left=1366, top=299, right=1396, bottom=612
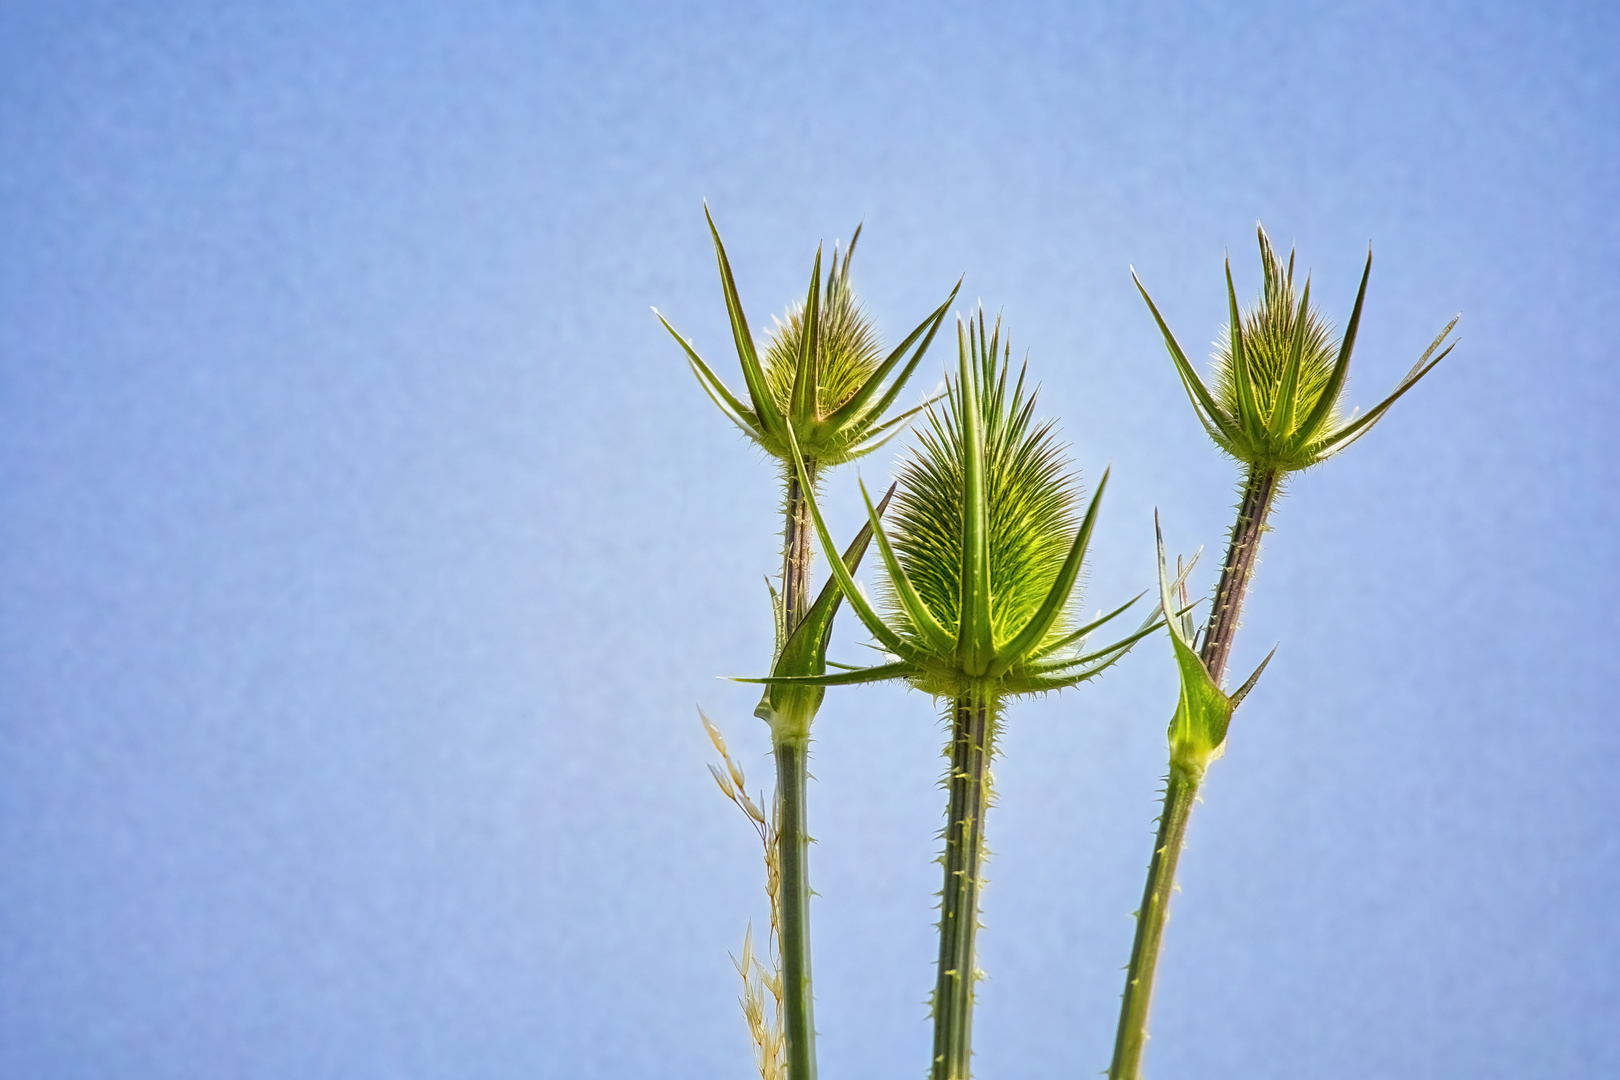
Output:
left=1107, top=463, right=1280, bottom=1079
left=1199, top=465, right=1279, bottom=685
left=782, top=460, right=820, bottom=635
left=1107, top=766, right=1200, bottom=1080
left=932, top=682, right=997, bottom=1080
left=777, top=457, right=819, bottom=1080
left=774, top=736, right=817, bottom=1080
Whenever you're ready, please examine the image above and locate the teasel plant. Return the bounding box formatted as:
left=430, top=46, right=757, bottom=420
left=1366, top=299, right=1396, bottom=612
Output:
left=750, top=312, right=1159, bottom=1080
left=1107, top=227, right=1460, bottom=1079
left=656, top=208, right=958, bottom=1080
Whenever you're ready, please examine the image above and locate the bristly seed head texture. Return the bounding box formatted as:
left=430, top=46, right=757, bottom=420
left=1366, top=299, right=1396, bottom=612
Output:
left=888, top=314, right=1080, bottom=667
left=753, top=310, right=1155, bottom=704
left=762, top=240, right=885, bottom=425
left=655, top=207, right=960, bottom=470
left=1135, top=224, right=1460, bottom=474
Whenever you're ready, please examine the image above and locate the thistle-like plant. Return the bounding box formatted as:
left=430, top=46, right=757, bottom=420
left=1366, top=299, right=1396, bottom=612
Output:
left=657, top=211, right=957, bottom=1080
left=757, top=313, right=1155, bottom=1080
left=656, top=209, right=958, bottom=628
left=1109, top=228, right=1459, bottom=1079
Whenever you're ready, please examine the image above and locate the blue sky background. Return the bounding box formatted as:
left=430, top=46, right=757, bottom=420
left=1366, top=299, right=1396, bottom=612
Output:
left=2, top=2, right=1616, bottom=1077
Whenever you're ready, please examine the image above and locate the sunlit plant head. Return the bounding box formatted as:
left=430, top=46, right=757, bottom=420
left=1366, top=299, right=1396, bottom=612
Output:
left=761, top=233, right=885, bottom=425
left=1135, top=225, right=1459, bottom=474
left=655, top=207, right=959, bottom=469
left=758, top=311, right=1153, bottom=702
left=885, top=314, right=1083, bottom=686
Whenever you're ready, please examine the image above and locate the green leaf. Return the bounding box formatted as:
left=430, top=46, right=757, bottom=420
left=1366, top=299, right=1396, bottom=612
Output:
left=956, top=317, right=995, bottom=676
left=1312, top=322, right=1456, bottom=455
left=859, top=478, right=955, bottom=655
left=1156, top=518, right=1250, bottom=778
left=653, top=309, right=761, bottom=438
left=738, top=661, right=916, bottom=689
left=755, top=482, right=895, bottom=739
left=1133, top=271, right=1235, bottom=441
left=1029, top=591, right=1146, bottom=660
left=706, top=205, right=787, bottom=442
left=782, top=417, right=921, bottom=663
left=1267, top=278, right=1311, bottom=438
left=1225, top=258, right=1265, bottom=445
left=991, top=468, right=1109, bottom=677
left=1295, top=249, right=1370, bottom=444
left=822, top=279, right=960, bottom=440
left=789, top=245, right=824, bottom=424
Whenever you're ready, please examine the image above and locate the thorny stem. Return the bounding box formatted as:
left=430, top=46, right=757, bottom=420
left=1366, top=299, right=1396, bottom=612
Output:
left=776, top=456, right=819, bottom=1080
left=1107, top=767, right=1199, bottom=1080
left=1107, top=463, right=1280, bottom=1080
left=932, top=683, right=996, bottom=1080
left=1199, top=466, right=1279, bottom=685
left=774, top=737, right=816, bottom=1080
left=782, top=461, right=820, bottom=637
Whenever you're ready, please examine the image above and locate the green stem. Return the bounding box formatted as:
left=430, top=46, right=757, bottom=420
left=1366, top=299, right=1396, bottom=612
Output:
left=1107, top=766, right=1201, bottom=1080
left=1107, top=464, right=1280, bottom=1079
left=782, top=460, right=820, bottom=636
left=777, top=457, right=819, bottom=1080
left=775, top=736, right=817, bottom=1080
left=932, top=682, right=996, bottom=1080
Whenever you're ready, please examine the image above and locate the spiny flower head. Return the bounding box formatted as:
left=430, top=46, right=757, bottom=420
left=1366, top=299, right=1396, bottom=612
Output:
left=752, top=312, right=1154, bottom=703
left=887, top=313, right=1082, bottom=665
left=655, top=207, right=959, bottom=468
left=1136, top=225, right=1459, bottom=473
left=761, top=240, right=884, bottom=424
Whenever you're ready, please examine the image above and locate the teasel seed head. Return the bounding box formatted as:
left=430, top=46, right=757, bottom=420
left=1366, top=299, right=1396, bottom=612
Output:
left=655, top=206, right=961, bottom=469
left=1135, top=225, right=1460, bottom=473
left=745, top=310, right=1156, bottom=703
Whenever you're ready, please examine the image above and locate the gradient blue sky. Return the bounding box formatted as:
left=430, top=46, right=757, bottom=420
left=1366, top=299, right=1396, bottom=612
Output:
left=2, top=2, right=1616, bottom=1077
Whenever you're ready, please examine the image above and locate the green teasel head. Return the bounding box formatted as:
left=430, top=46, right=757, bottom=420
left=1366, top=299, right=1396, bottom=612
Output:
left=748, top=311, right=1156, bottom=701
left=1135, top=226, right=1459, bottom=474
left=655, top=207, right=961, bottom=468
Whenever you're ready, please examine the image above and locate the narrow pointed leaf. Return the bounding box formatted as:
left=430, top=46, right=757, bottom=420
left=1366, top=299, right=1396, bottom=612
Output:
left=844, top=392, right=947, bottom=450
left=1267, top=279, right=1311, bottom=438
left=654, top=310, right=761, bottom=434
left=859, top=478, right=955, bottom=654
left=789, top=245, right=823, bottom=424
left=822, top=279, right=960, bottom=436
left=781, top=419, right=918, bottom=660
left=1225, top=258, right=1264, bottom=442
left=956, top=321, right=994, bottom=675
left=1156, top=518, right=1237, bottom=768
left=1229, top=645, right=1277, bottom=708
left=1313, top=340, right=1455, bottom=454
left=1399, top=315, right=1460, bottom=384
left=993, top=468, right=1109, bottom=675
left=735, top=661, right=916, bottom=688
left=706, top=206, right=786, bottom=440
left=1133, top=271, right=1235, bottom=438
left=1296, top=249, right=1371, bottom=442
left=1027, top=614, right=1164, bottom=675
left=769, top=480, right=895, bottom=683
left=1030, top=592, right=1146, bottom=659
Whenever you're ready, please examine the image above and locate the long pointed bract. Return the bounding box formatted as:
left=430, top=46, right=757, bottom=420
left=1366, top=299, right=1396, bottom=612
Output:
left=956, top=320, right=994, bottom=676
left=991, top=469, right=1109, bottom=677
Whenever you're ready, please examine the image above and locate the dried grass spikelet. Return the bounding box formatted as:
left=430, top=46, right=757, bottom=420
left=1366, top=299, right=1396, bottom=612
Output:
left=703, top=710, right=784, bottom=1080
